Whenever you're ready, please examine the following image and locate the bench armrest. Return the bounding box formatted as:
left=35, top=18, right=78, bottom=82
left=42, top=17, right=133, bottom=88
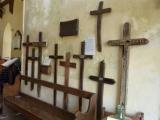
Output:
left=75, top=94, right=97, bottom=120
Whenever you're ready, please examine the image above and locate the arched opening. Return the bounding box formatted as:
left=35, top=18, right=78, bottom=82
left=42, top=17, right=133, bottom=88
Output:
left=2, top=23, right=12, bottom=58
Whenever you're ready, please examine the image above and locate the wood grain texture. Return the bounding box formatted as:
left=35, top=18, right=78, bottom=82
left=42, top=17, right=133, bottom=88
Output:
left=107, top=22, right=149, bottom=107
left=90, top=1, right=111, bottom=52
left=49, top=44, right=64, bottom=106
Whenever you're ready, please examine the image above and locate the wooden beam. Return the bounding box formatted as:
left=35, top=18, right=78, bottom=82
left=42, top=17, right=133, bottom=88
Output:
left=21, top=75, right=94, bottom=99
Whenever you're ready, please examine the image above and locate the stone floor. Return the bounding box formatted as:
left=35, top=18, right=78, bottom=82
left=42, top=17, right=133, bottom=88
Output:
left=0, top=105, right=27, bottom=120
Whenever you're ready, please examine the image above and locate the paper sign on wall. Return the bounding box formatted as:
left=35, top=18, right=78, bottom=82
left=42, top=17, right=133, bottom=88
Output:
left=85, top=37, right=96, bottom=55
left=42, top=56, right=51, bottom=66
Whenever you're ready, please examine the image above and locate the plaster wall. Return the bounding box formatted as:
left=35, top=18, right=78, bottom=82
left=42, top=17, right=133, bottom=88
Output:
left=22, top=0, right=160, bottom=120
left=0, top=0, right=23, bottom=58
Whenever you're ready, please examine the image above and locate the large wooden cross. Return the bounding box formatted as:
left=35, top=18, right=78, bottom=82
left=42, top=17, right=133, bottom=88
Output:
left=89, top=60, right=115, bottom=120
left=49, top=44, right=64, bottom=106
left=107, top=22, right=149, bottom=107
left=60, top=52, right=76, bottom=110
left=73, top=42, right=93, bottom=111
left=90, top=1, right=111, bottom=52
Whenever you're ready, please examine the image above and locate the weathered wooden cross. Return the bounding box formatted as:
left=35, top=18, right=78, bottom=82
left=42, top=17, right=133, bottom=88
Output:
left=89, top=60, right=115, bottom=120
left=49, top=44, right=64, bottom=106
left=30, top=48, right=37, bottom=91
left=107, top=22, right=149, bottom=107
left=73, top=42, right=93, bottom=111
left=90, top=1, right=111, bottom=52
left=60, top=52, right=76, bottom=110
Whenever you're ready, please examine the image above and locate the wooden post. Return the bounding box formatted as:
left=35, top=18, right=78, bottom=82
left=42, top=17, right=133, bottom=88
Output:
left=60, top=52, right=76, bottom=110
left=107, top=22, right=149, bottom=107
left=49, top=44, right=64, bottom=106
left=89, top=61, right=115, bottom=120
left=23, top=35, right=30, bottom=85
left=90, top=1, right=111, bottom=52
left=73, top=42, right=93, bottom=111
left=37, top=32, right=43, bottom=97
left=30, top=48, right=37, bottom=91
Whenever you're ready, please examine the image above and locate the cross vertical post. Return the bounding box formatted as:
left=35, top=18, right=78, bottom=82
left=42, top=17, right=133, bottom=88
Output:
left=49, top=44, right=64, bottom=106
left=89, top=61, right=115, bottom=120
left=23, top=35, right=30, bottom=85
left=60, top=52, right=76, bottom=110
left=90, top=1, right=111, bottom=52
left=30, top=48, right=36, bottom=91
left=73, top=42, right=93, bottom=111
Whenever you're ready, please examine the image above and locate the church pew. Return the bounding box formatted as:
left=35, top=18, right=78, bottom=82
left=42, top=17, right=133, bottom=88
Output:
left=4, top=76, right=97, bottom=120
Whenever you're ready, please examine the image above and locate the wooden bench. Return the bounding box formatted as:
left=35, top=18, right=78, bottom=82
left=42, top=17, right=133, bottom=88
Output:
left=4, top=75, right=97, bottom=120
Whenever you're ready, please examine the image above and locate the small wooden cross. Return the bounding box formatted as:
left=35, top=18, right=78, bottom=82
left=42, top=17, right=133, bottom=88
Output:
left=73, top=42, right=93, bottom=111
left=89, top=60, right=115, bottom=120
left=90, top=1, right=111, bottom=52
left=107, top=22, right=149, bottom=107
left=23, top=35, right=30, bottom=85
left=49, top=44, right=64, bottom=107
left=60, top=52, right=76, bottom=110
left=30, top=48, right=36, bottom=91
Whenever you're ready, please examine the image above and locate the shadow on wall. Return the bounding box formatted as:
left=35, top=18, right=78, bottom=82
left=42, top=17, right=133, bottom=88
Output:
left=155, top=0, right=160, bottom=8
left=2, top=23, right=12, bottom=58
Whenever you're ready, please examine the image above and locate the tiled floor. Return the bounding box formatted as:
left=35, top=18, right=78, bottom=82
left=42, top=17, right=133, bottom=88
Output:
left=0, top=106, right=27, bottom=120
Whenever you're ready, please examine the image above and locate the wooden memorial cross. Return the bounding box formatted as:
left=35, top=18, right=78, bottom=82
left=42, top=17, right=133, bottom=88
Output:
left=60, top=52, right=76, bottom=110
left=90, top=1, right=111, bottom=52
left=107, top=22, right=149, bottom=107
left=49, top=44, right=64, bottom=106
left=89, top=60, right=115, bottom=120
left=23, top=35, right=30, bottom=85
left=73, top=42, right=93, bottom=111
left=30, top=48, right=37, bottom=91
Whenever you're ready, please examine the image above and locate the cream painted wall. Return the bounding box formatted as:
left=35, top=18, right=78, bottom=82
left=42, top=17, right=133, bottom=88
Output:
left=0, top=0, right=23, bottom=58
left=21, top=0, right=160, bottom=120
left=2, top=23, right=12, bottom=58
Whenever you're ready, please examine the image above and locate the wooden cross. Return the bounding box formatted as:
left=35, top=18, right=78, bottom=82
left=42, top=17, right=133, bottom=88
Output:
left=90, top=1, right=111, bottom=52
left=73, top=42, right=93, bottom=111
left=107, top=22, right=149, bottom=107
left=89, top=60, right=115, bottom=120
left=30, top=48, right=36, bottom=91
left=23, top=35, right=30, bottom=85
left=49, top=44, right=64, bottom=106
left=60, top=52, right=76, bottom=110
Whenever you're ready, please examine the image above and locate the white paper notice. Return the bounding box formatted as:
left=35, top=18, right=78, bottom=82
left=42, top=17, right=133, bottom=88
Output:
left=85, top=37, right=96, bottom=55
left=42, top=56, right=51, bottom=66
